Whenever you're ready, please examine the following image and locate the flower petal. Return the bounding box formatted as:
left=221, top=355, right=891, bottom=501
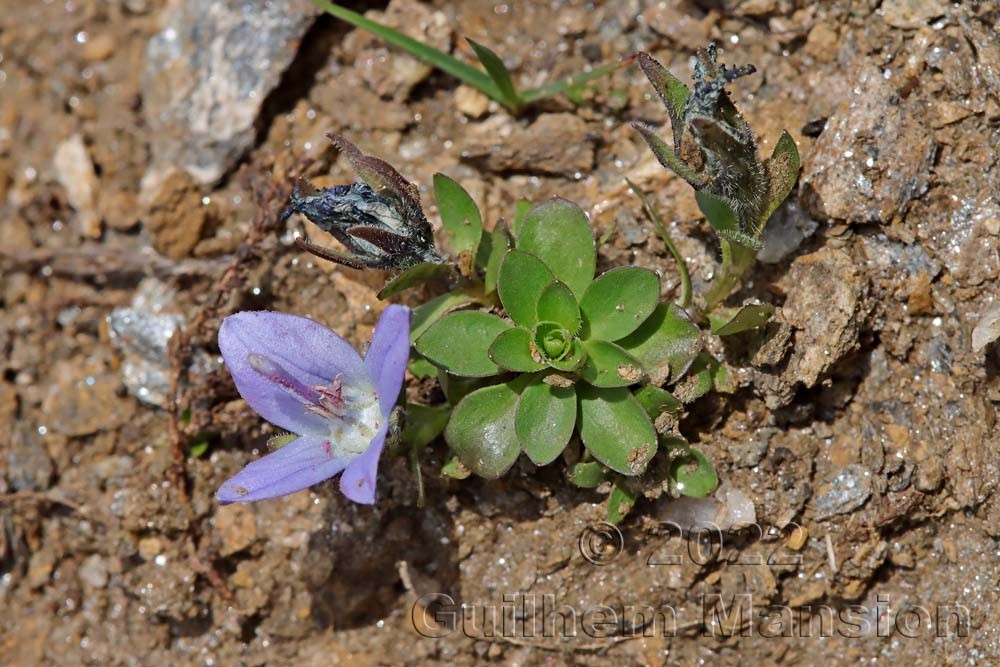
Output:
left=219, top=311, right=367, bottom=435
left=216, top=435, right=350, bottom=504
left=339, top=420, right=390, bottom=504
left=364, top=304, right=412, bottom=416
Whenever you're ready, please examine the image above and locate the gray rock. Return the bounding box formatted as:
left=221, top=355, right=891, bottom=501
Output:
left=758, top=201, right=818, bottom=264
left=814, top=464, right=873, bottom=520
left=79, top=554, right=110, bottom=589
left=727, top=427, right=776, bottom=468
left=142, top=0, right=319, bottom=184
left=800, top=66, right=935, bottom=225
left=107, top=279, right=216, bottom=408
left=8, top=425, right=53, bottom=492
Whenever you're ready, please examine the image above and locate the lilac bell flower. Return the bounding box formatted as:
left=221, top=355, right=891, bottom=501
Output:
left=216, top=305, right=411, bottom=505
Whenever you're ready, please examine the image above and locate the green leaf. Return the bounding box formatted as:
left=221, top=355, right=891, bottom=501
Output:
left=577, top=384, right=657, bottom=475
left=466, top=38, right=521, bottom=110
left=411, top=290, right=480, bottom=341
left=445, top=380, right=522, bottom=478
left=672, top=353, right=717, bottom=403
left=636, top=52, right=689, bottom=147
left=695, top=189, right=762, bottom=250
left=190, top=440, right=209, bottom=458
left=531, top=321, right=575, bottom=365
left=632, top=123, right=708, bottom=187
left=670, top=446, right=718, bottom=497
left=437, top=372, right=485, bottom=406
left=516, top=198, right=596, bottom=298
left=498, top=250, right=555, bottom=328
left=407, top=354, right=438, bottom=378
left=416, top=311, right=510, bottom=377
left=515, top=377, right=576, bottom=465
left=520, top=58, right=625, bottom=104
left=567, top=460, right=607, bottom=488
left=402, top=404, right=451, bottom=450
left=378, top=262, right=453, bottom=300
left=607, top=478, right=637, bottom=525
left=441, top=455, right=471, bottom=479
left=310, top=1, right=501, bottom=100
left=489, top=327, right=545, bottom=372
left=710, top=303, right=775, bottom=336
left=617, top=303, right=702, bottom=384
left=536, top=281, right=581, bottom=333
left=547, top=337, right=587, bottom=372
left=512, top=199, right=533, bottom=234
left=580, top=339, right=644, bottom=388
left=764, top=130, right=801, bottom=221
left=434, top=173, right=483, bottom=257
left=579, top=267, right=660, bottom=341
left=633, top=386, right=682, bottom=421
left=478, top=223, right=510, bottom=294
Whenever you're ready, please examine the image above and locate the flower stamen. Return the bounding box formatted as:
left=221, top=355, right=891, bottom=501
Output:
left=247, top=353, right=320, bottom=405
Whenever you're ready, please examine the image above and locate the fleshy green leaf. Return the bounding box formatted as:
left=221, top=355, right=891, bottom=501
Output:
left=434, top=173, right=483, bottom=257
left=617, top=303, right=702, bottom=384
left=190, top=440, right=209, bottom=458
left=579, top=267, right=660, bottom=341
left=531, top=321, right=575, bottom=365
left=411, top=290, right=480, bottom=341
left=512, top=199, right=533, bottom=234
left=378, top=262, right=453, bottom=300
left=580, top=339, right=644, bottom=388
left=437, top=372, right=485, bottom=406
left=577, top=384, right=657, bottom=475
left=478, top=223, right=510, bottom=294
left=546, top=335, right=587, bottom=372
left=442, top=455, right=471, bottom=479
left=416, top=311, right=510, bottom=377
left=445, top=380, right=522, bottom=478
left=670, top=446, right=718, bottom=497
left=489, top=327, right=545, bottom=372
left=607, top=478, right=637, bottom=525
left=498, top=250, right=555, bottom=328
left=536, top=281, right=581, bottom=333
left=633, top=386, right=682, bottom=421
left=636, top=52, right=689, bottom=147
left=408, top=354, right=438, bottom=378
left=515, top=377, right=576, bottom=465
left=467, top=38, right=521, bottom=110
left=710, top=303, right=775, bottom=336
left=672, top=352, right=717, bottom=403
left=695, top=189, right=762, bottom=250
left=567, top=460, right=607, bottom=488
left=402, top=404, right=451, bottom=450
left=516, top=199, right=596, bottom=298
left=764, top=130, right=801, bottom=220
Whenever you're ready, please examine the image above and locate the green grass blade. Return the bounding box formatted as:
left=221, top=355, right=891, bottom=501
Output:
left=519, top=57, right=628, bottom=104
left=309, top=0, right=502, bottom=100
left=466, top=38, right=521, bottom=109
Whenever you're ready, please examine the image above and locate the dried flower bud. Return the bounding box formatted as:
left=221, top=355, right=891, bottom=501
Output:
left=282, top=134, right=443, bottom=270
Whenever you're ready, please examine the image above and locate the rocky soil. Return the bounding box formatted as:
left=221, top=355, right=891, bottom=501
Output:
left=1, top=1, right=999, bottom=665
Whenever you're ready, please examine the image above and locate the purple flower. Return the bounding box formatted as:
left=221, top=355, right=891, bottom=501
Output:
left=216, top=306, right=411, bottom=505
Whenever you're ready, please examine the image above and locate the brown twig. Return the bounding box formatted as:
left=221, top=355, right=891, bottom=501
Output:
left=163, top=152, right=318, bottom=502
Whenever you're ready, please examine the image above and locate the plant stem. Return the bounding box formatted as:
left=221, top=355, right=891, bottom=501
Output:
left=626, top=179, right=692, bottom=309
left=409, top=444, right=425, bottom=508
left=704, top=240, right=755, bottom=311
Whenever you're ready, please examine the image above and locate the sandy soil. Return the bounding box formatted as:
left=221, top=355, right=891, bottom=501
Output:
left=1, top=0, right=999, bottom=665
